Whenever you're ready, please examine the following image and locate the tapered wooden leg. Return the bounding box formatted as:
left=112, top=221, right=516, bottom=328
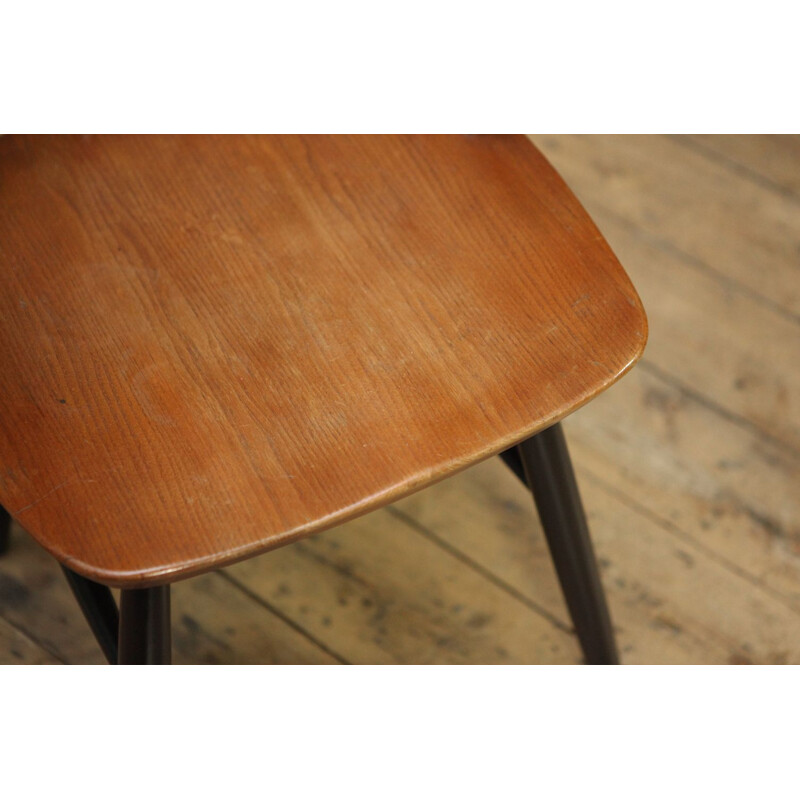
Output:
left=118, top=586, right=171, bottom=664
left=0, top=506, right=10, bottom=555
left=61, top=566, right=120, bottom=664
left=502, top=423, right=619, bottom=665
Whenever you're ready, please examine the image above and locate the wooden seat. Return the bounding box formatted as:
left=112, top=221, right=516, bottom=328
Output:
left=0, top=135, right=647, bottom=663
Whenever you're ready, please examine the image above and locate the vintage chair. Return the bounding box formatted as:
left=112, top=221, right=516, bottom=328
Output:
left=0, top=135, right=647, bottom=664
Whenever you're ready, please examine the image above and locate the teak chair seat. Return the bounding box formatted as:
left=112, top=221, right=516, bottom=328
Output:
left=0, top=135, right=647, bottom=664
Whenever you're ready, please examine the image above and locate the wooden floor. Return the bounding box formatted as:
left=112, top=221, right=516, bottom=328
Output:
left=2, top=135, right=798, bottom=665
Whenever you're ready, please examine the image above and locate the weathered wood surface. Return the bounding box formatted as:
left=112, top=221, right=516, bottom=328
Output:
left=582, top=209, right=800, bottom=452
left=684, top=135, right=800, bottom=197
left=3, top=135, right=799, bottom=664
left=0, top=613, right=60, bottom=665
left=225, top=507, right=578, bottom=665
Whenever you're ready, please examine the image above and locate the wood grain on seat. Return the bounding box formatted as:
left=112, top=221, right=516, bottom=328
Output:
left=0, top=135, right=647, bottom=587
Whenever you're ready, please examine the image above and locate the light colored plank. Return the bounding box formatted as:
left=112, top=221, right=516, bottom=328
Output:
left=0, top=615, right=60, bottom=664
left=530, top=134, right=800, bottom=318
left=592, top=208, right=800, bottom=451
left=568, top=369, right=800, bottom=608
left=171, top=573, right=340, bottom=664
left=226, top=509, right=578, bottom=664
left=684, top=135, right=800, bottom=197
left=394, top=454, right=800, bottom=664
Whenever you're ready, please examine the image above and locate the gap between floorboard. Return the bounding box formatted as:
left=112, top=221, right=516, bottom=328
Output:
left=666, top=135, right=800, bottom=204
left=638, top=360, right=800, bottom=460
left=216, top=570, right=350, bottom=665
left=0, top=609, right=67, bottom=665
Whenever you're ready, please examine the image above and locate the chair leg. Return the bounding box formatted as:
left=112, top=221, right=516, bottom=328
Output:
left=118, top=586, right=171, bottom=664
left=506, top=423, right=619, bottom=665
left=61, top=566, right=120, bottom=664
left=498, top=446, right=526, bottom=485
left=0, top=505, right=10, bottom=555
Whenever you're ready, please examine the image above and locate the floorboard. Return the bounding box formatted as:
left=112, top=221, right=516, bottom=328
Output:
left=681, top=135, right=800, bottom=198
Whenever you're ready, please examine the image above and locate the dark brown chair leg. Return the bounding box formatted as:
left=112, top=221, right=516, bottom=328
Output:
left=498, top=446, right=526, bottom=485
left=118, top=586, right=171, bottom=664
left=501, top=423, right=619, bottom=664
left=61, top=566, right=120, bottom=664
left=0, top=505, right=10, bottom=555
